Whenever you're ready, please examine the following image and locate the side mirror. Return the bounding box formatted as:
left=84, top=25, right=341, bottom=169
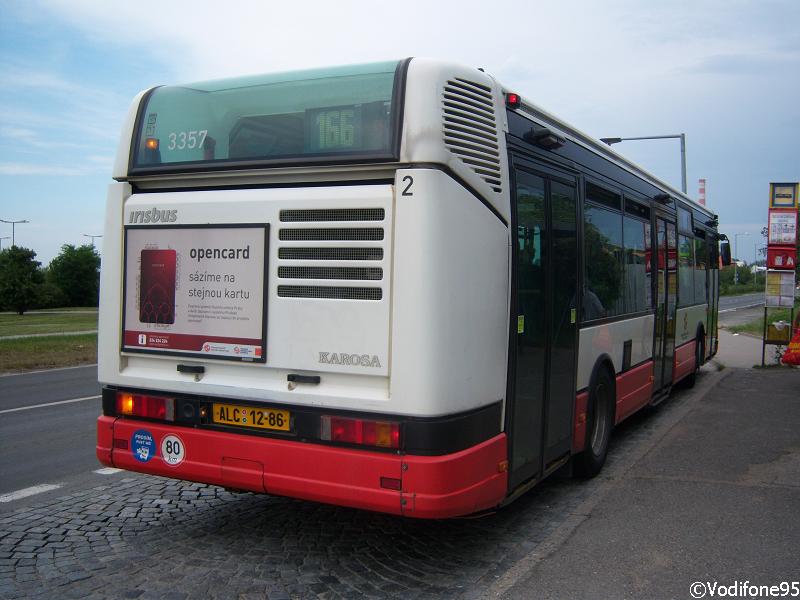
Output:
left=720, top=240, right=732, bottom=266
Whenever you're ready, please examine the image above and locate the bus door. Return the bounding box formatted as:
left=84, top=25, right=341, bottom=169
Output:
left=508, top=161, right=578, bottom=489
left=653, top=215, right=678, bottom=391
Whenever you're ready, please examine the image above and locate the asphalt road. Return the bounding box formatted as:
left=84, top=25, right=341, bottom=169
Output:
left=718, top=291, right=763, bottom=312
left=718, top=292, right=765, bottom=328
left=0, top=365, right=101, bottom=496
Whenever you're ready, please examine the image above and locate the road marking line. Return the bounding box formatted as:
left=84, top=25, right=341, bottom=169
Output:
left=0, top=484, right=62, bottom=503
left=0, top=395, right=101, bottom=415
left=719, top=302, right=763, bottom=314
left=0, top=363, right=98, bottom=377
left=94, top=468, right=122, bottom=475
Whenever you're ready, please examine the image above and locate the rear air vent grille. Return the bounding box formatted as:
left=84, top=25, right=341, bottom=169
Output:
left=279, top=228, right=384, bottom=241
left=276, top=207, right=387, bottom=301
left=442, top=78, right=502, bottom=194
left=278, top=266, right=382, bottom=280
left=278, top=247, right=383, bottom=261
left=278, top=286, right=382, bottom=300
left=280, top=208, right=385, bottom=222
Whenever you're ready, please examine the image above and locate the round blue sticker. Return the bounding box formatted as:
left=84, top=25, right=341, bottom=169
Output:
left=131, top=429, right=156, bottom=463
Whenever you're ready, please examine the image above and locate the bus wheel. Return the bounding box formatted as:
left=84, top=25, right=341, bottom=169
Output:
left=574, top=366, right=614, bottom=478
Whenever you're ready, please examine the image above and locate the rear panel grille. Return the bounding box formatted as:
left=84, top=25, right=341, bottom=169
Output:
left=278, top=247, right=383, bottom=261
left=278, top=266, right=382, bottom=280
left=279, top=228, right=384, bottom=241
left=442, top=78, right=502, bottom=193
left=276, top=207, right=386, bottom=300
left=277, top=286, right=382, bottom=301
left=280, top=208, right=384, bottom=222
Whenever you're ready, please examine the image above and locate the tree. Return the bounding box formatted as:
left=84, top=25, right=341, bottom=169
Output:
left=0, top=246, right=43, bottom=314
left=37, top=268, right=68, bottom=308
left=47, top=244, right=101, bottom=307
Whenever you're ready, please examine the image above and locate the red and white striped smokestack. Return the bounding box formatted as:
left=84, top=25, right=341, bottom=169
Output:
left=698, top=178, right=706, bottom=206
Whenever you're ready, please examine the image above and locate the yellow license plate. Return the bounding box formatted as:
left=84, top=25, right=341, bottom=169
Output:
left=212, top=403, right=290, bottom=431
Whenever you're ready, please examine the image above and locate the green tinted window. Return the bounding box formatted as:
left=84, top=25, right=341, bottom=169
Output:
left=678, top=234, right=695, bottom=306
left=584, top=203, right=624, bottom=319
left=132, top=61, right=400, bottom=171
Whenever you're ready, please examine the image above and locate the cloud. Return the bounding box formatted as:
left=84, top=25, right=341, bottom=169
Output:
left=0, top=60, right=130, bottom=144
left=684, top=52, right=800, bottom=76
left=0, top=125, right=93, bottom=151
left=0, top=161, right=108, bottom=176
left=0, top=65, right=82, bottom=94
left=0, top=126, right=38, bottom=143
left=0, top=162, right=79, bottom=176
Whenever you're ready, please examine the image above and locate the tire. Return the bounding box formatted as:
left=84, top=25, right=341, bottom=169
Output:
left=574, top=366, right=614, bottom=478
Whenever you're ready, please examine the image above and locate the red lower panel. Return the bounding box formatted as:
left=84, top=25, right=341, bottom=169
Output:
left=96, top=416, right=115, bottom=467
left=673, top=340, right=697, bottom=383
left=99, top=417, right=508, bottom=519
left=615, top=361, right=654, bottom=424
left=572, top=391, right=589, bottom=453
left=401, top=434, right=508, bottom=519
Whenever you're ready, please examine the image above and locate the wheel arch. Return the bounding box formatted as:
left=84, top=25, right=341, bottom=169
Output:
left=587, top=353, right=616, bottom=424
left=695, top=322, right=706, bottom=362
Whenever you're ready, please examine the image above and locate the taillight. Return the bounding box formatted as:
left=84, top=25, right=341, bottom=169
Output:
left=320, top=416, right=400, bottom=449
left=116, top=392, right=175, bottom=421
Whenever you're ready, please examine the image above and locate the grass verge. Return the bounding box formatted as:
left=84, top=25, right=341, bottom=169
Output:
left=0, top=333, right=97, bottom=373
left=0, top=311, right=98, bottom=337
left=719, top=283, right=762, bottom=296
left=728, top=304, right=799, bottom=337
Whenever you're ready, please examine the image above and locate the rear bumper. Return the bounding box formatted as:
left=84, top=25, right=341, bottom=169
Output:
left=97, top=416, right=508, bottom=518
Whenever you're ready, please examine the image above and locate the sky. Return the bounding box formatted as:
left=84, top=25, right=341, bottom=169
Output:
left=1, top=0, right=798, bottom=264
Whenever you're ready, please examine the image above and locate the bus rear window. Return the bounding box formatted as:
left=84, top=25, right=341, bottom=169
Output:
left=132, top=61, right=401, bottom=173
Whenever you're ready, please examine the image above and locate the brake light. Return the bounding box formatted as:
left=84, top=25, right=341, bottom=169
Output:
left=320, top=416, right=400, bottom=449
left=506, top=92, right=521, bottom=108
left=116, top=392, right=175, bottom=421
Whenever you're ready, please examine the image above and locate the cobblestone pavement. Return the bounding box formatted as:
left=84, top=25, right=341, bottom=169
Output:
left=0, top=373, right=716, bottom=600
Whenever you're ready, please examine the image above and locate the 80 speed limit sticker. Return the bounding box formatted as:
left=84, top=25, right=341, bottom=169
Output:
left=160, top=434, right=185, bottom=466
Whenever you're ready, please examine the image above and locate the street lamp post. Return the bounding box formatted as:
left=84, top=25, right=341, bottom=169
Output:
left=0, top=236, right=9, bottom=251
left=755, top=243, right=767, bottom=287
left=0, top=219, right=30, bottom=247
left=599, top=134, right=687, bottom=194
left=83, top=234, right=103, bottom=247
left=734, top=232, right=750, bottom=284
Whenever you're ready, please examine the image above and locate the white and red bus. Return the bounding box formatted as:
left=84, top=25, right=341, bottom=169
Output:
left=96, top=59, right=727, bottom=518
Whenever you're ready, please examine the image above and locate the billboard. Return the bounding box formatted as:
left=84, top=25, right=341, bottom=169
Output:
left=122, top=224, right=268, bottom=361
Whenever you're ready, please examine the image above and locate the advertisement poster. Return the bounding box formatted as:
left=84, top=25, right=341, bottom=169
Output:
left=123, top=225, right=267, bottom=361
left=768, top=210, right=797, bottom=245
left=765, top=270, right=796, bottom=308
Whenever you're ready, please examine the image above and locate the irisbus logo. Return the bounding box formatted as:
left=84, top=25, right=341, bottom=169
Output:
left=129, top=208, right=178, bottom=224
left=319, top=352, right=382, bottom=368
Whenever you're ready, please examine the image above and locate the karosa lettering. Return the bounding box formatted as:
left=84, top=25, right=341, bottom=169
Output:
left=319, top=352, right=381, bottom=367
